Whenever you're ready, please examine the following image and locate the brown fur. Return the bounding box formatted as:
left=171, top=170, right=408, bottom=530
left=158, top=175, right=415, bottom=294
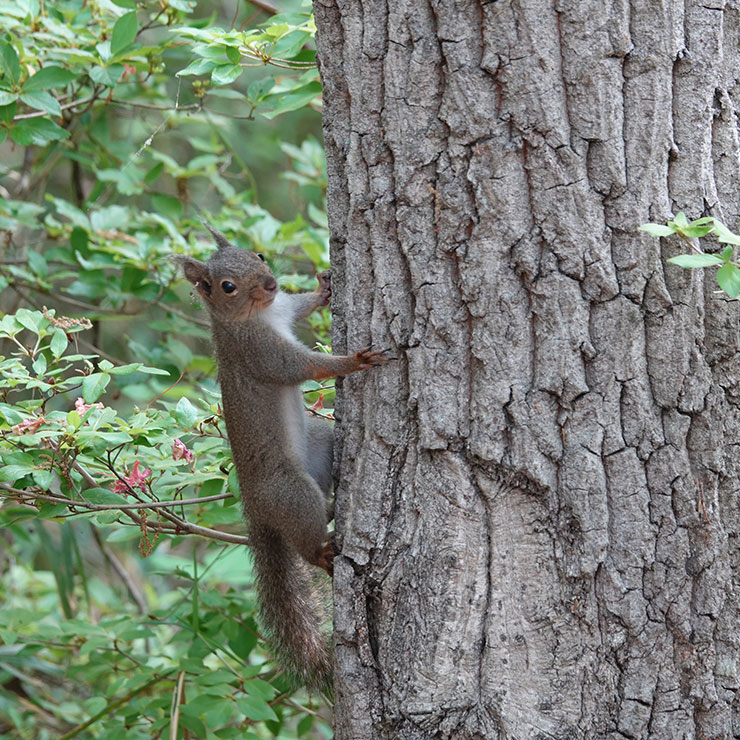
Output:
left=174, top=225, right=386, bottom=687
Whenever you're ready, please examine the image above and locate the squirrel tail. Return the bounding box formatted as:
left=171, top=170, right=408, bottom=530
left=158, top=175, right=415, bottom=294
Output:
left=249, top=526, right=331, bottom=689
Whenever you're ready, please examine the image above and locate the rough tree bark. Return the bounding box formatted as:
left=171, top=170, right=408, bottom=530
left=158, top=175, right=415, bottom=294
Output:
left=314, top=1, right=740, bottom=738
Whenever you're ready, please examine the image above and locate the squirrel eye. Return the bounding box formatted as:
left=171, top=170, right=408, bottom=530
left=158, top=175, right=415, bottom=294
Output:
left=256, top=253, right=266, bottom=262
left=221, top=280, right=237, bottom=294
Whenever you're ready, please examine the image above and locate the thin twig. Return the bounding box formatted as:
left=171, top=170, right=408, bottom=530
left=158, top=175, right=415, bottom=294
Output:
left=1, top=483, right=249, bottom=546
left=58, top=671, right=176, bottom=740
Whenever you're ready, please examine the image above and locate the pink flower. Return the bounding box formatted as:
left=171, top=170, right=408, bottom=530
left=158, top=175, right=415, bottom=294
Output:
left=172, top=438, right=194, bottom=463
left=112, top=460, right=151, bottom=494
left=11, top=417, right=46, bottom=435
left=75, top=398, right=104, bottom=416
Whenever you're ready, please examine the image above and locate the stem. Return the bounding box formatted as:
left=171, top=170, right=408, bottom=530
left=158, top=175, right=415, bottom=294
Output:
left=58, top=671, right=176, bottom=740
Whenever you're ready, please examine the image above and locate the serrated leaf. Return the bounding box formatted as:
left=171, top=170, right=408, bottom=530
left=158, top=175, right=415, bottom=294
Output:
left=639, top=223, right=675, bottom=238
left=667, top=253, right=724, bottom=268
left=717, top=263, right=740, bottom=298
left=20, top=91, right=61, bottom=116
left=22, top=66, right=76, bottom=92
left=81, top=373, right=110, bottom=403
left=111, top=11, right=138, bottom=55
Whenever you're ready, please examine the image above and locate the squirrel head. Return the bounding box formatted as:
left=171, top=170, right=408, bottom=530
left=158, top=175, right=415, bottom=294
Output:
left=174, top=222, right=278, bottom=323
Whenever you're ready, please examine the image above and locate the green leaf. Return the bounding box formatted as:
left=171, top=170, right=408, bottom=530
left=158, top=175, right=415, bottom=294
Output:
left=107, top=363, right=143, bottom=375
left=15, top=308, right=42, bottom=333
left=32, top=353, right=47, bottom=377
left=90, top=64, right=124, bottom=86
left=81, top=373, right=111, bottom=403
left=639, top=223, right=675, bottom=238
left=174, top=397, right=197, bottom=429
left=0, top=90, right=16, bottom=106
left=261, top=81, right=322, bottom=119
left=10, top=117, right=69, bottom=145
left=0, top=465, right=34, bottom=484
left=711, top=219, right=740, bottom=246
left=717, top=263, right=740, bottom=298
left=111, top=11, right=139, bottom=55
left=245, top=678, right=276, bottom=701
left=297, top=714, right=314, bottom=737
left=177, top=58, right=219, bottom=77
left=0, top=42, right=21, bottom=87
left=32, top=469, right=54, bottom=489
left=671, top=212, right=689, bottom=229
left=720, top=246, right=733, bottom=262
left=138, top=365, right=171, bottom=375
left=667, top=253, right=724, bottom=268
left=679, top=223, right=714, bottom=238
left=20, top=91, right=62, bottom=116
left=247, top=77, right=274, bottom=102
left=235, top=694, right=278, bottom=722
left=83, top=488, right=128, bottom=505
left=50, top=329, right=68, bottom=358
left=211, top=63, right=243, bottom=86
left=22, top=66, right=76, bottom=92
left=151, top=193, right=183, bottom=220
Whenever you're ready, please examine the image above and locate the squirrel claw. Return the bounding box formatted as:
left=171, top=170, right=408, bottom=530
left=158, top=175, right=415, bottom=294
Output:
left=354, top=346, right=389, bottom=369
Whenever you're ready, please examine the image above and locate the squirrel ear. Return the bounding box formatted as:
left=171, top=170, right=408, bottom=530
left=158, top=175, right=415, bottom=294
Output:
left=200, top=220, right=233, bottom=252
left=172, top=255, right=210, bottom=286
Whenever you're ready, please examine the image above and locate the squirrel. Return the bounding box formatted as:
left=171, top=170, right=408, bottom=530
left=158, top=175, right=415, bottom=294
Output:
left=174, top=223, right=386, bottom=687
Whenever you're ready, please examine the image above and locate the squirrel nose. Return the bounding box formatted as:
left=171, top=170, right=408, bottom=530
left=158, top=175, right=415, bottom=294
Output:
left=263, top=275, right=277, bottom=293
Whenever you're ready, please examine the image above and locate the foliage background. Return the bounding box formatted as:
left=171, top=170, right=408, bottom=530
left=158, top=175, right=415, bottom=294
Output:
left=0, top=0, right=333, bottom=737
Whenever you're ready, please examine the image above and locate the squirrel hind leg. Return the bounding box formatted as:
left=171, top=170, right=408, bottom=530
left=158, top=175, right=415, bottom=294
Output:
left=303, top=416, right=334, bottom=496
left=266, top=466, right=328, bottom=569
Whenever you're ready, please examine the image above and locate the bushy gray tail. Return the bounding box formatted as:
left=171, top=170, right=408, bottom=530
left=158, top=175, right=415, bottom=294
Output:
left=250, top=526, right=331, bottom=689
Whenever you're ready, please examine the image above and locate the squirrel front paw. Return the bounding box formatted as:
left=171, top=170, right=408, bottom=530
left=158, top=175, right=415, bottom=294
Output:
left=353, top=347, right=389, bottom=370
left=317, top=270, right=331, bottom=307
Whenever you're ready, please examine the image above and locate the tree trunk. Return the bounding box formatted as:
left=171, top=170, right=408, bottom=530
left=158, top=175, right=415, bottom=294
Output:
left=314, top=1, right=740, bottom=738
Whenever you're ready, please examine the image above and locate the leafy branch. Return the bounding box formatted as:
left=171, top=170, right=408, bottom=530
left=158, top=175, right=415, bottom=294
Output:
left=641, top=212, right=740, bottom=298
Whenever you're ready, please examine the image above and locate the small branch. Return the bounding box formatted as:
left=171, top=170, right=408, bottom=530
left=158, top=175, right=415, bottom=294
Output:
left=1, top=484, right=234, bottom=511
left=58, top=671, right=176, bottom=740
left=13, top=95, right=99, bottom=121
left=169, top=671, right=186, bottom=740
left=246, top=0, right=281, bottom=15
left=1, top=484, right=248, bottom=546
